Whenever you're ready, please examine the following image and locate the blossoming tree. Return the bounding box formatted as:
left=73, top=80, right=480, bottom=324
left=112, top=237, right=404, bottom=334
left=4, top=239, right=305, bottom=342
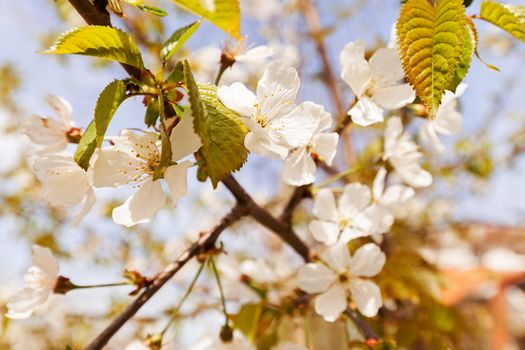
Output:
left=3, top=0, right=525, bottom=349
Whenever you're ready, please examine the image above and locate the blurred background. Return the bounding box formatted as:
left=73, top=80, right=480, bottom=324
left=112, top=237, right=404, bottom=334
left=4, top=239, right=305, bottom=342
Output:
left=2, top=0, right=525, bottom=349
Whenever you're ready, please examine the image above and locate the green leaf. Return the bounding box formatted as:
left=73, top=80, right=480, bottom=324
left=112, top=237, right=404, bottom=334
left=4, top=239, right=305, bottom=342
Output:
left=74, top=80, right=128, bottom=170
left=44, top=26, right=144, bottom=69
left=144, top=97, right=160, bottom=127
left=95, top=80, right=128, bottom=146
left=74, top=121, right=97, bottom=170
left=160, top=20, right=201, bottom=63
left=137, top=4, right=168, bottom=16
left=171, top=0, right=240, bottom=38
left=480, top=1, right=525, bottom=43
left=397, top=0, right=466, bottom=118
left=183, top=60, right=248, bottom=187
left=448, top=23, right=474, bottom=92
left=232, top=303, right=262, bottom=341
left=166, top=61, right=185, bottom=83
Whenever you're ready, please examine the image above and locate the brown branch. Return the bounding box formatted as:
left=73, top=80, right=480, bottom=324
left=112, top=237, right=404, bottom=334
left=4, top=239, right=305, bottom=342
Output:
left=221, top=175, right=313, bottom=262
left=279, top=185, right=310, bottom=228
left=299, top=0, right=345, bottom=119
left=85, top=204, right=248, bottom=350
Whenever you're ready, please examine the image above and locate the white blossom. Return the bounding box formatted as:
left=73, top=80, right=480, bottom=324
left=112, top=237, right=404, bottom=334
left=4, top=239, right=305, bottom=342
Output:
left=22, top=95, right=76, bottom=152
left=218, top=61, right=318, bottom=159
left=309, top=185, right=373, bottom=245
left=298, top=243, right=385, bottom=321
left=365, top=167, right=415, bottom=242
left=6, top=245, right=58, bottom=319
left=33, top=153, right=96, bottom=225
left=383, top=116, right=432, bottom=188
left=93, top=109, right=200, bottom=226
left=282, top=104, right=339, bottom=186
left=340, top=41, right=415, bottom=126
left=420, top=84, right=467, bottom=153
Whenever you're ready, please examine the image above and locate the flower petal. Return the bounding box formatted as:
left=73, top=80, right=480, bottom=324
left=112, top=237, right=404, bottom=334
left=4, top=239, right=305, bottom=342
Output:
left=297, top=263, right=336, bottom=294
left=72, top=187, right=96, bottom=227
left=256, top=61, right=299, bottom=119
left=312, top=133, right=339, bottom=165
left=34, top=154, right=89, bottom=207
left=244, top=130, right=289, bottom=159
left=394, top=160, right=433, bottom=188
left=313, top=188, right=338, bottom=222
left=170, top=109, right=202, bottom=161
left=164, top=160, right=192, bottom=206
left=314, top=283, right=347, bottom=322
left=373, top=83, right=415, bottom=110
left=282, top=147, right=316, bottom=186
left=32, top=245, right=59, bottom=278
left=309, top=220, right=339, bottom=245
left=349, top=279, right=383, bottom=317
left=322, top=242, right=352, bottom=272
left=339, top=226, right=368, bottom=243
left=45, top=94, right=73, bottom=125
left=372, top=167, right=386, bottom=200
left=339, top=41, right=371, bottom=98
left=273, top=101, right=318, bottom=148
left=217, top=82, right=257, bottom=116
left=339, top=183, right=371, bottom=219
left=348, top=97, right=384, bottom=127
left=368, top=47, right=405, bottom=86
left=22, top=115, right=68, bottom=151
left=93, top=148, right=142, bottom=187
left=235, top=45, right=274, bottom=64
left=383, top=116, right=403, bottom=160
left=380, top=185, right=415, bottom=207
left=349, top=243, right=386, bottom=277
left=6, top=287, right=50, bottom=319
left=112, top=178, right=167, bottom=227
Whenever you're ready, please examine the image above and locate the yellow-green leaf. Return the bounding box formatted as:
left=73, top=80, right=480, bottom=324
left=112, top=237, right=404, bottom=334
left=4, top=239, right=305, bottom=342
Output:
left=137, top=4, right=167, bottom=16
left=44, top=26, right=144, bottom=69
left=160, top=20, right=202, bottom=62
left=172, top=0, right=240, bottom=38
left=94, top=80, right=128, bottom=146
left=397, top=0, right=466, bottom=118
left=74, top=80, right=129, bottom=170
left=183, top=61, right=248, bottom=187
left=449, top=23, right=475, bottom=92
left=480, top=1, right=525, bottom=43
left=74, top=120, right=97, bottom=170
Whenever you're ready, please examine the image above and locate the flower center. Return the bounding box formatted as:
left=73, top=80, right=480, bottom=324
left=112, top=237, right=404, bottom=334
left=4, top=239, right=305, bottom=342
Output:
left=253, top=101, right=269, bottom=128
left=338, top=272, right=350, bottom=283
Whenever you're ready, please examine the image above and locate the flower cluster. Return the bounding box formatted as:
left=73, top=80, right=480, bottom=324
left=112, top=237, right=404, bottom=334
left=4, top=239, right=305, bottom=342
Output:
left=218, top=60, right=339, bottom=186
left=22, top=96, right=201, bottom=227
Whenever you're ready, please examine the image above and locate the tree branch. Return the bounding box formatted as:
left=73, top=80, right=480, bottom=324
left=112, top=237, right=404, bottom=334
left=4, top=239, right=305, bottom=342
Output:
left=221, top=175, right=313, bottom=262
left=299, top=0, right=345, bottom=119
left=85, top=204, right=248, bottom=350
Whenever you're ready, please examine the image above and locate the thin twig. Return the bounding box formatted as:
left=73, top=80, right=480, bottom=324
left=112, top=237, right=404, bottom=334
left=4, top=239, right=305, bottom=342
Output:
left=85, top=204, right=247, bottom=350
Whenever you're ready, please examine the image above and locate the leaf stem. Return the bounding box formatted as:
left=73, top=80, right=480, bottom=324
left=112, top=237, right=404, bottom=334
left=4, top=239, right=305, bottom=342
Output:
left=160, top=260, right=207, bottom=336
left=73, top=281, right=131, bottom=289
left=313, top=164, right=366, bottom=190
left=209, top=256, right=229, bottom=324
